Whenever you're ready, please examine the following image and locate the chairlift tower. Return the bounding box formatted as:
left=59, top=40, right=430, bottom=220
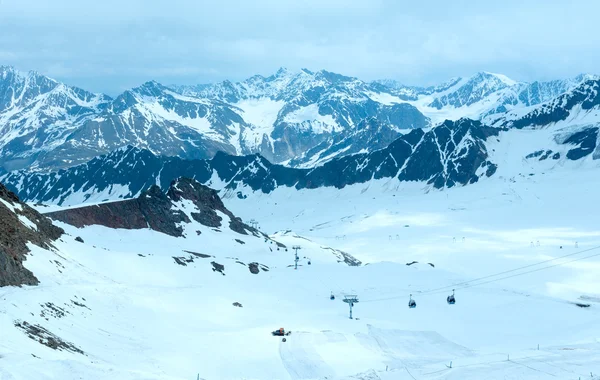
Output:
left=292, top=245, right=301, bottom=270
left=343, top=295, right=359, bottom=319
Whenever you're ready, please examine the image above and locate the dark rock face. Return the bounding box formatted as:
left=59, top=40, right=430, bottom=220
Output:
left=2, top=119, right=501, bottom=206
left=0, top=183, right=64, bottom=287
left=167, top=178, right=251, bottom=235
left=211, top=261, right=225, bottom=275
left=248, top=262, right=260, bottom=274
left=46, top=178, right=256, bottom=238
left=47, top=185, right=189, bottom=237
left=526, top=149, right=562, bottom=162
left=562, top=127, right=599, bottom=160
left=247, top=262, right=270, bottom=274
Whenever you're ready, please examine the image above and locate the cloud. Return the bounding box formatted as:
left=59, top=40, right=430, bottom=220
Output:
left=1, top=0, right=599, bottom=94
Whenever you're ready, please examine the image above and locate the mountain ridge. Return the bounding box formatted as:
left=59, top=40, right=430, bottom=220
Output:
left=0, top=65, right=599, bottom=174
left=0, top=118, right=502, bottom=206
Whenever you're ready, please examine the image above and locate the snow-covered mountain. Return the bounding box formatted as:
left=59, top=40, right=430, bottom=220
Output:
left=495, top=79, right=600, bottom=129
left=5, top=92, right=600, bottom=208
left=170, top=68, right=430, bottom=166
left=0, top=66, right=429, bottom=171
left=376, top=72, right=599, bottom=124
left=0, top=66, right=111, bottom=171
left=1, top=65, right=599, bottom=174
left=0, top=118, right=501, bottom=206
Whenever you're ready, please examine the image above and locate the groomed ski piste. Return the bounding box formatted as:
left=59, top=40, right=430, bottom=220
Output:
left=2, top=134, right=600, bottom=379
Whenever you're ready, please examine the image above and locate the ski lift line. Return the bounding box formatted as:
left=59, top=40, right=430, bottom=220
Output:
left=361, top=248, right=600, bottom=303
left=437, top=249, right=600, bottom=294
left=418, top=243, right=600, bottom=296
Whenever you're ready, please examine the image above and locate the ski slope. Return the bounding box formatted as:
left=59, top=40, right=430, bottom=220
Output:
left=2, top=163, right=600, bottom=379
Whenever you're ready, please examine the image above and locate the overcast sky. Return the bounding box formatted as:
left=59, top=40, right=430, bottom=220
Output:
left=1, top=0, right=598, bottom=95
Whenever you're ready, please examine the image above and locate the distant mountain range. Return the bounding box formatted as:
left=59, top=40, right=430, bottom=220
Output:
left=0, top=66, right=428, bottom=171
left=1, top=65, right=598, bottom=173
left=2, top=119, right=500, bottom=206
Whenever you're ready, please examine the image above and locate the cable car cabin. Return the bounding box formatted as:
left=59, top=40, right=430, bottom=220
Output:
left=408, top=294, right=416, bottom=309
left=447, top=289, right=456, bottom=305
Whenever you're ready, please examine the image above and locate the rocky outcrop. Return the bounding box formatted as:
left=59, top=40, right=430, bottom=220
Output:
left=47, top=185, right=190, bottom=237
left=167, top=178, right=249, bottom=234
left=46, top=178, right=257, bottom=237
left=0, top=183, right=64, bottom=286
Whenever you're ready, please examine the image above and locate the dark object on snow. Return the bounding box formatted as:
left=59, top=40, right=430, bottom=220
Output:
left=232, top=302, right=243, bottom=308
left=14, top=321, right=84, bottom=354
left=173, top=256, right=193, bottom=266
left=74, top=236, right=84, bottom=243
left=211, top=261, right=225, bottom=275
left=447, top=289, right=456, bottom=305
left=308, top=260, right=311, bottom=265
left=408, top=294, right=416, bottom=309
left=406, top=261, right=418, bottom=266
left=428, top=263, right=435, bottom=268
left=282, top=337, right=287, bottom=342
left=184, top=250, right=212, bottom=258
left=575, top=303, right=591, bottom=308
left=272, top=328, right=291, bottom=336
left=248, top=262, right=260, bottom=274
left=330, top=292, right=335, bottom=300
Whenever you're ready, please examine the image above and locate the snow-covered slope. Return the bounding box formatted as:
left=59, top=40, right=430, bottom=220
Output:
left=1, top=161, right=600, bottom=379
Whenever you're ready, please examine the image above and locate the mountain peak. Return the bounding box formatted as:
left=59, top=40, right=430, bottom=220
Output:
left=476, top=71, right=519, bottom=86
left=315, top=69, right=355, bottom=83
left=0, top=65, right=16, bottom=76
left=275, top=67, right=290, bottom=76
left=132, top=80, right=167, bottom=97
